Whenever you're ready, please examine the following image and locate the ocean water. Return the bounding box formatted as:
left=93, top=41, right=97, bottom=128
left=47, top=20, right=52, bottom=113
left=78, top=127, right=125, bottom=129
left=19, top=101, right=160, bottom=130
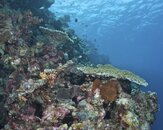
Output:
left=49, top=0, right=163, bottom=129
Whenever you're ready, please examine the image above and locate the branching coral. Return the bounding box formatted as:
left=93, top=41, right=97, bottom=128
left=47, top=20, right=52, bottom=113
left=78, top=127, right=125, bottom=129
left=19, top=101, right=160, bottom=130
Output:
left=122, top=111, right=139, bottom=127
left=39, top=60, right=74, bottom=86
left=40, top=72, right=57, bottom=86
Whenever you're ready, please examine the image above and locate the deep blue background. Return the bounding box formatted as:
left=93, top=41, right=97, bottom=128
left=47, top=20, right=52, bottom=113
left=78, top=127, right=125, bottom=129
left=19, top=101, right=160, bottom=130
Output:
left=50, top=0, right=163, bottom=129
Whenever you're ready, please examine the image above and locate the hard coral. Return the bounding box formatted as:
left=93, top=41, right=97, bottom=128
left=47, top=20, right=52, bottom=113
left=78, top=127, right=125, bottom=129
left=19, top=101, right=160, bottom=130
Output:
left=40, top=60, right=75, bottom=86
left=40, top=72, right=56, bottom=86
left=100, top=79, right=120, bottom=102
left=39, top=26, right=74, bottom=45
left=16, top=79, right=45, bottom=97
left=77, top=64, right=148, bottom=87
left=5, top=10, right=42, bottom=45
left=41, top=104, right=70, bottom=124
left=0, top=0, right=158, bottom=129
left=122, top=111, right=139, bottom=127
left=0, top=9, right=13, bottom=44
left=92, top=79, right=120, bottom=102
left=92, top=79, right=102, bottom=93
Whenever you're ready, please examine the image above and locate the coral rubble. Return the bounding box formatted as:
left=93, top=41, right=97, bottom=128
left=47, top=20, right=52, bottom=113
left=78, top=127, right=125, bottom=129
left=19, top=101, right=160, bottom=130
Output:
left=0, top=0, right=158, bottom=130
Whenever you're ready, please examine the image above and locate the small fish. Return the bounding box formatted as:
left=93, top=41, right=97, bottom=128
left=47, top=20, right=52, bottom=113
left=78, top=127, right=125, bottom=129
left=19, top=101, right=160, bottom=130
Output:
left=85, top=25, right=88, bottom=27
left=75, top=18, right=78, bottom=22
left=40, top=6, right=45, bottom=10
left=78, top=55, right=82, bottom=58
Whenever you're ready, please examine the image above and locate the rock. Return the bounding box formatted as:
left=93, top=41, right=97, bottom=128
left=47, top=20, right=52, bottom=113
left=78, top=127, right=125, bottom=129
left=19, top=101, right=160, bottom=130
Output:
left=56, top=86, right=81, bottom=99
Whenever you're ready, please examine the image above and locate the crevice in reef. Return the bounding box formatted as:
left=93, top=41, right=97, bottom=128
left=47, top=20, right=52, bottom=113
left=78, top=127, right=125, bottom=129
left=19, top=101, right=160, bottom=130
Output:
left=33, top=101, right=43, bottom=119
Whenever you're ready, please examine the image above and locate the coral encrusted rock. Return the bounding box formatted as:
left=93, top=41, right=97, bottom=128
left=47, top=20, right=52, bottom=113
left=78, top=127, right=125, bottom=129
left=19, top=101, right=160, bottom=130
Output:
left=0, top=9, right=13, bottom=44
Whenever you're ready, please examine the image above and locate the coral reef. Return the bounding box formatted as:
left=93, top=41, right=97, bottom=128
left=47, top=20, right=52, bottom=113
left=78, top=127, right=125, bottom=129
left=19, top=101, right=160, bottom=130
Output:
left=0, top=8, right=13, bottom=45
left=77, top=64, right=148, bottom=86
left=92, top=79, right=120, bottom=102
left=0, top=0, right=158, bottom=130
left=39, top=26, right=74, bottom=45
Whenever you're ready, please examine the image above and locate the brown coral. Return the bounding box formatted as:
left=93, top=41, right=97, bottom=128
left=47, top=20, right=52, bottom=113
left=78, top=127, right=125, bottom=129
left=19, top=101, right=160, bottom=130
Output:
left=92, top=79, right=102, bottom=93
left=92, top=79, right=120, bottom=102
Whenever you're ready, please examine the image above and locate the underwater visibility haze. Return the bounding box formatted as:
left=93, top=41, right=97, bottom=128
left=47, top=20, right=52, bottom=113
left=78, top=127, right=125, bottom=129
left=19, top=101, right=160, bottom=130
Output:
left=50, top=0, right=163, bottom=129
left=0, top=0, right=162, bottom=130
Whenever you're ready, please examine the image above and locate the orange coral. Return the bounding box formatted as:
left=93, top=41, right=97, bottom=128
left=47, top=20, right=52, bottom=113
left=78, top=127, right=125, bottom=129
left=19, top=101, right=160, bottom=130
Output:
left=92, top=79, right=120, bottom=102
left=40, top=72, right=56, bottom=86
left=47, top=73, right=56, bottom=86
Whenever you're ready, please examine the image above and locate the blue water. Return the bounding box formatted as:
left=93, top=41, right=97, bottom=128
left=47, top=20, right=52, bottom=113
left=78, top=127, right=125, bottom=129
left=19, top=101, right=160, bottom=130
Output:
left=50, top=0, right=163, bottom=129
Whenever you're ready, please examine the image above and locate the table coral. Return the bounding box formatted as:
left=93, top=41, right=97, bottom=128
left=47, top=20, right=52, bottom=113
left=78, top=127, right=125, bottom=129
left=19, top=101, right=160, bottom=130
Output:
left=77, top=64, right=148, bottom=86
left=39, top=26, right=74, bottom=45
